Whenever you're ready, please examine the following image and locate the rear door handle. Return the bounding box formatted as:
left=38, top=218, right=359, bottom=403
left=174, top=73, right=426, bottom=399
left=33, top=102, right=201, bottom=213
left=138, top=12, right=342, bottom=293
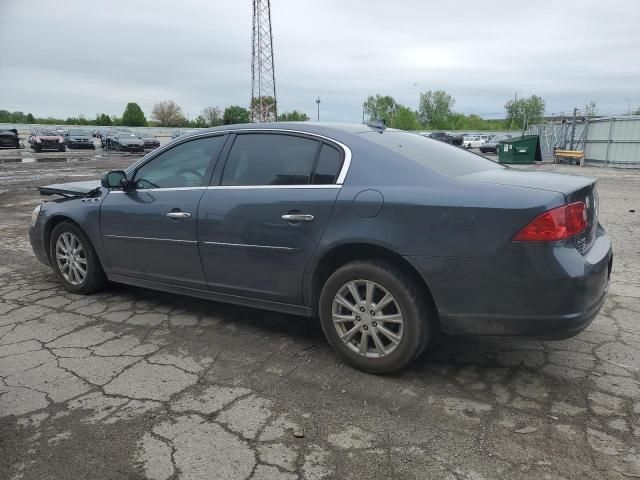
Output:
left=166, top=211, right=191, bottom=219
left=282, top=214, right=314, bottom=222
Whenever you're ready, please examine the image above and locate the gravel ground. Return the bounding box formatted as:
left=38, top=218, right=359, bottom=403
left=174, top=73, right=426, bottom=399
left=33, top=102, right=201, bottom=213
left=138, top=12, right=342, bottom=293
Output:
left=0, top=149, right=639, bottom=480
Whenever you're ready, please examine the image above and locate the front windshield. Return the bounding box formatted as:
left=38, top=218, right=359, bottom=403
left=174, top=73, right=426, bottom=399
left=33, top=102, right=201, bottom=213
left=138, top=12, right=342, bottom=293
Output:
left=38, top=130, right=57, bottom=136
left=69, top=129, right=90, bottom=136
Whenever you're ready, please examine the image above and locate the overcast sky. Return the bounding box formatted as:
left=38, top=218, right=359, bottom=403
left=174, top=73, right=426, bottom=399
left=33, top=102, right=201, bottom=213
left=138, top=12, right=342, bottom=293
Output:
left=1, top=0, right=638, bottom=122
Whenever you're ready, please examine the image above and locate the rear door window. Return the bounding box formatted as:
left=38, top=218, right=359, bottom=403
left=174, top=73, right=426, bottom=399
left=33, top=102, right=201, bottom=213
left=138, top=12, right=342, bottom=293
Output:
left=221, top=133, right=321, bottom=186
left=312, top=144, right=344, bottom=184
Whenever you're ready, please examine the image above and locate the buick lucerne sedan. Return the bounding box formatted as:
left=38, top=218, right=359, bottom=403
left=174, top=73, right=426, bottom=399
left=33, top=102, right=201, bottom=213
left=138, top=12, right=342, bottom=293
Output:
left=29, top=123, right=612, bottom=373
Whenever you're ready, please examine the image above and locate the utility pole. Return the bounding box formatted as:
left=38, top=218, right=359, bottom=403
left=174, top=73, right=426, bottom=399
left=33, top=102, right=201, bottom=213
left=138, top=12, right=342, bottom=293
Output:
left=509, top=91, right=518, bottom=130
left=316, top=97, right=321, bottom=122
left=251, top=0, right=277, bottom=122
left=569, top=107, right=577, bottom=150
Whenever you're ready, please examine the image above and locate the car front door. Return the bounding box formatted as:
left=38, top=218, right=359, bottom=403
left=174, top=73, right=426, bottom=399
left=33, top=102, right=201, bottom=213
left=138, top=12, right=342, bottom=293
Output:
left=100, top=134, right=227, bottom=289
left=198, top=132, right=347, bottom=304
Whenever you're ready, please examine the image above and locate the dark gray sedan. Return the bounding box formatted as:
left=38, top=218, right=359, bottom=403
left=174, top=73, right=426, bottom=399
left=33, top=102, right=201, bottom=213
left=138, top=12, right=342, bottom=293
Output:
left=64, top=128, right=95, bottom=149
left=29, top=123, right=612, bottom=373
left=110, top=132, right=144, bottom=152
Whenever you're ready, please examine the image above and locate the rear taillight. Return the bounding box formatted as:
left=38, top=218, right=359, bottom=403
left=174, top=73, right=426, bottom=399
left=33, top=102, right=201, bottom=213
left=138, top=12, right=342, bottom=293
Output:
left=513, top=202, right=587, bottom=241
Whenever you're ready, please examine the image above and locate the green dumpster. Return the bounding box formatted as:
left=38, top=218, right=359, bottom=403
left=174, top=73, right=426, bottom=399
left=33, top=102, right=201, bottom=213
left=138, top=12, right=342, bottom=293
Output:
left=498, top=135, right=542, bottom=164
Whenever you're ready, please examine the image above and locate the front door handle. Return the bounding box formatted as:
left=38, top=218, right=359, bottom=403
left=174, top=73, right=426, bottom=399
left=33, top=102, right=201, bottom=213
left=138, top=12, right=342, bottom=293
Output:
left=166, top=211, right=191, bottom=219
left=282, top=214, right=314, bottom=222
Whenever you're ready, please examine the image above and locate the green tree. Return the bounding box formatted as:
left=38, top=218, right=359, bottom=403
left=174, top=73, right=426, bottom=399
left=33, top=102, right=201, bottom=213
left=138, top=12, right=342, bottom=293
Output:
left=96, top=113, right=112, bottom=125
left=201, top=106, right=223, bottom=127
left=363, top=94, right=397, bottom=124
left=505, top=95, right=545, bottom=129
left=9, top=111, right=26, bottom=123
left=152, top=100, right=185, bottom=127
left=26, top=113, right=35, bottom=124
left=418, top=90, right=454, bottom=129
left=121, top=102, right=147, bottom=126
left=223, top=105, right=251, bottom=125
left=389, top=106, right=421, bottom=130
left=277, top=110, right=310, bottom=122
left=191, top=115, right=207, bottom=128
left=0, top=110, right=9, bottom=122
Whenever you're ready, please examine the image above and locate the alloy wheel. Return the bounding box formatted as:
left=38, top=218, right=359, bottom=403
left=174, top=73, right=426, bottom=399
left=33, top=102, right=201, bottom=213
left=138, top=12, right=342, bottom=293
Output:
left=332, top=279, right=404, bottom=358
left=55, top=232, right=87, bottom=285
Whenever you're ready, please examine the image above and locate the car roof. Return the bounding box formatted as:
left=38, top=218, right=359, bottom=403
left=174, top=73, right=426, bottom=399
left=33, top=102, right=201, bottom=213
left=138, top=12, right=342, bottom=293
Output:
left=179, top=122, right=396, bottom=144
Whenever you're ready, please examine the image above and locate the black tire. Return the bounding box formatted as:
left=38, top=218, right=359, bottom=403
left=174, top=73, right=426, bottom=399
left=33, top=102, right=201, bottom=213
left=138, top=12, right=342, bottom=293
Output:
left=318, top=260, right=432, bottom=373
left=34, top=144, right=41, bottom=152
left=59, top=145, right=66, bottom=152
left=49, top=221, right=107, bottom=294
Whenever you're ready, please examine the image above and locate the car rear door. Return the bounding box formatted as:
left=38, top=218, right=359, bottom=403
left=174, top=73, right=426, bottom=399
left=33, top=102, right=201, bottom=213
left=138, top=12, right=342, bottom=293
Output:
left=100, top=134, right=227, bottom=289
left=197, top=131, right=347, bottom=305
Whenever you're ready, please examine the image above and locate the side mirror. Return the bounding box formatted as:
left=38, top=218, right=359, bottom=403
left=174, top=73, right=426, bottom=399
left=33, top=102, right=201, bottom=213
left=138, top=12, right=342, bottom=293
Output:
left=101, top=170, right=129, bottom=190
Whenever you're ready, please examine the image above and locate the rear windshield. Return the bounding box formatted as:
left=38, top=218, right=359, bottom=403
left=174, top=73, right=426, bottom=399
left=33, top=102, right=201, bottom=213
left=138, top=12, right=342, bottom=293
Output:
left=360, top=130, right=504, bottom=177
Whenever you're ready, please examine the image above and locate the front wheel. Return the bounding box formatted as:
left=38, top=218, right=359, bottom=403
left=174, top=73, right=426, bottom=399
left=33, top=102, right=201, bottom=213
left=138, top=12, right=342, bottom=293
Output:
left=318, top=260, right=432, bottom=373
left=50, top=222, right=107, bottom=294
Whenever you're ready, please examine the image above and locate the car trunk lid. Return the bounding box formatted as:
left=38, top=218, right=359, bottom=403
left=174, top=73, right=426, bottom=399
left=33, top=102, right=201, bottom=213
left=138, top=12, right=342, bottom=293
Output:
left=461, top=168, right=599, bottom=253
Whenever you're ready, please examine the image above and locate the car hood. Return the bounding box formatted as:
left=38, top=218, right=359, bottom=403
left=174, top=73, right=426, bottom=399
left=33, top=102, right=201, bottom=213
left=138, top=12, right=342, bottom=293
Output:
left=36, top=135, right=61, bottom=140
left=460, top=168, right=595, bottom=197
left=120, top=138, right=143, bottom=144
left=38, top=180, right=102, bottom=197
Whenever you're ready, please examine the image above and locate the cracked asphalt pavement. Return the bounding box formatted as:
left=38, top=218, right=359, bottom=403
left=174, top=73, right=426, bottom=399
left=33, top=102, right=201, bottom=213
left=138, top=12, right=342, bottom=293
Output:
left=1, top=154, right=639, bottom=479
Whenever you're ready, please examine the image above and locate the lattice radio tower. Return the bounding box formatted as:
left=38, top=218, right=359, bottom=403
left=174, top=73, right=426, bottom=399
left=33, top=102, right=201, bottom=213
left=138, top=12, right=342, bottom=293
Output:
left=251, top=0, right=277, bottom=122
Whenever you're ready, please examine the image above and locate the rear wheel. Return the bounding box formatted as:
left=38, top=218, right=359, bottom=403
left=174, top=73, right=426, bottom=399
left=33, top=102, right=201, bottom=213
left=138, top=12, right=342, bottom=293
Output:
left=49, top=222, right=106, bottom=294
left=318, top=260, right=432, bottom=373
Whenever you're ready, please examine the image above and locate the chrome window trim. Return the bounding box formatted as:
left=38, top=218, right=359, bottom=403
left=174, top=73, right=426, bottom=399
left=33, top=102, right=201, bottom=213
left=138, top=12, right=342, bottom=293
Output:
left=208, top=184, right=340, bottom=190
left=201, top=241, right=298, bottom=252
left=109, top=187, right=207, bottom=194
left=124, top=128, right=352, bottom=187
left=108, top=184, right=340, bottom=194
left=105, top=235, right=197, bottom=245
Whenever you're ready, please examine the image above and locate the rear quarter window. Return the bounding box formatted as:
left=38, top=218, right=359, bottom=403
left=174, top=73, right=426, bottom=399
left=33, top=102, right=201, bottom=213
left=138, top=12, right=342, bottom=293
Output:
left=361, top=131, right=504, bottom=177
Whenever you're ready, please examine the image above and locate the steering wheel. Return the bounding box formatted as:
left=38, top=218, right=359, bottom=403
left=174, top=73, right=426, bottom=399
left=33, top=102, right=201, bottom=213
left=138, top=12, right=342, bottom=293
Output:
left=175, top=168, right=203, bottom=182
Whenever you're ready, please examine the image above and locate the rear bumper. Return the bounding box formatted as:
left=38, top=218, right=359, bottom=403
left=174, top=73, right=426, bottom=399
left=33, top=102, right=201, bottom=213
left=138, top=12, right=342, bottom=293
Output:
left=406, top=224, right=613, bottom=339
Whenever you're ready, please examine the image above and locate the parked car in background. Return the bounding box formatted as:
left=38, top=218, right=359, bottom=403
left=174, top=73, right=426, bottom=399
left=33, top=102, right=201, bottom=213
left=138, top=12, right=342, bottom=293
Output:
left=64, top=128, right=95, bottom=149
left=0, top=128, right=20, bottom=149
left=101, top=128, right=131, bottom=149
left=137, top=132, right=160, bottom=150
left=480, top=134, right=513, bottom=154
left=30, top=122, right=612, bottom=373
left=462, top=135, right=486, bottom=149
left=426, top=131, right=463, bottom=146
left=29, top=128, right=65, bottom=152
left=110, top=132, right=144, bottom=152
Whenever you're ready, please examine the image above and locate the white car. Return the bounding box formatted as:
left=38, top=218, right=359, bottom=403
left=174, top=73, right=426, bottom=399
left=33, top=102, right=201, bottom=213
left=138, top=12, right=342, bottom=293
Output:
left=462, top=135, right=486, bottom=149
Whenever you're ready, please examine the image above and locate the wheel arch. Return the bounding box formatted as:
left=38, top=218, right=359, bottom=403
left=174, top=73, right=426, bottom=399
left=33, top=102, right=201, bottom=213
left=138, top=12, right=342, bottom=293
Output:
left=43, top=215, right=89, bottom=263
left=306, top=242, right=439, bottom=325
